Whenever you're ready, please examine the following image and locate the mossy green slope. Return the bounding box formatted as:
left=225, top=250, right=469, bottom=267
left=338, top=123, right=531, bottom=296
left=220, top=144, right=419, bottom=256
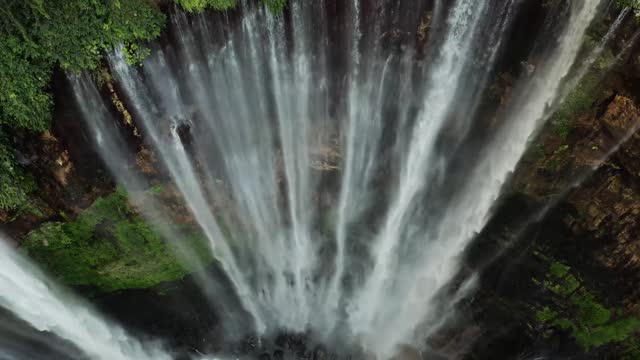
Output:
left=22, top=188, right=212, bottom=292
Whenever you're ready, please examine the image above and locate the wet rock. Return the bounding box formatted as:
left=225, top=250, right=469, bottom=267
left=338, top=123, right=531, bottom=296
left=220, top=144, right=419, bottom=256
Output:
left=100, top=67, right=138, bottom=136
left=380, top=29, right=413, bottom=52
left=417, top=11, right=432, bottom=45
left=94, top=268, right=223, bottom=357
left=136, top=146, right=159, bottom=176
left=520, top=61, right=536, bottom=76
left=274, top=334, right=288, bottom=349
left=312, top=346, right=329, bottom=360
left=39, top=131, right=74, bottom=187
left=600, top=95, right=640, bottom=178
left=129, top=183, right=198, bottom=226
left=600, top=96, right=640, bottom=140
left=509, top=89, right=640, bottom=308
left=273, top=350, right=284, bottom=360
left=309, top=129, right=341, bottom=172
left=568, top=173, right=640, bottom=268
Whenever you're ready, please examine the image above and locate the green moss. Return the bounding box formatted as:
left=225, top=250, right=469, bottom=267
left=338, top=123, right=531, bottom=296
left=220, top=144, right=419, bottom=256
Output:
left=579, top=317, right=640, bottom=349
left=148, top=184, right=165, bottom=195
left=596, top=49, right=617, bottom=70
left=535, top=259, right=640, bottom=351
left=552, top=73, right=602, bottom=139
left=549, top=17, right=624, bottom=140
left=174, top=0, right=238, bottom=12
left=545, top=144, right=570, bottom=171
left=261, top=0, right=287, bottom=12
left=22, top=187, right=213, bottom=292
left=174, top=0, right=287, bottom=13
left=549, top=261, right=570, bottom=278
left=536, top=307, right=558, bottom=322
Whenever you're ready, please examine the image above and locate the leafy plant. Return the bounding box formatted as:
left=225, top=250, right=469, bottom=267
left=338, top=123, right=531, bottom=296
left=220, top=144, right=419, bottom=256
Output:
left=552, top=73, right=601, bottom=139
left=0, top=36, right=52, bottom=132
left=0, top=0, right=165, bottom=132
left=0, top=130, right=36, bottom=211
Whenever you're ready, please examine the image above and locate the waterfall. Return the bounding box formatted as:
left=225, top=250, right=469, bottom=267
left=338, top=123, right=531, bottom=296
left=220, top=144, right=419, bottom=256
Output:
left=0, top=236, right=170, bottom=360
left=60, top=0, right=609, bottom=357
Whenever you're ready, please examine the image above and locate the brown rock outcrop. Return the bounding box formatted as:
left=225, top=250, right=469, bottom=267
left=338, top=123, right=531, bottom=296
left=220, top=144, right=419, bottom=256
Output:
left=600, top=96, right=640, bottom=178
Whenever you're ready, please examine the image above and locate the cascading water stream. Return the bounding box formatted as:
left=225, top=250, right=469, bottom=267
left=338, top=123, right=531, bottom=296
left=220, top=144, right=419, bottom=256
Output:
left=0, top=236, right=171, bottom=360
left=343, top=0, right=603, bottom=352
left=389, top=0, right=603, bottom=344
left=345, top=0, right=492, bottom=333
left=560, top=5, right=629, bottom=100
left=61, top=0, right=611, bottom=357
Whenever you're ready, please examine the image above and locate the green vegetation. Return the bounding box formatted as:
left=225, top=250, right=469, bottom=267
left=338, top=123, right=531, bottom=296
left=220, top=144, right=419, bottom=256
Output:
left=546, top=144, right=570, bottom=170
left=261, top=0, right=287, bottom=13
left=174, top=0, right=238, bottom=12
left=0, top=130, right=36, bottom=211
left=175, top=0, right=287, bottom=12
left=22, top=188, right=213, bottom=292
left=617, top=0, right=640, bottom=18
left=550, top=10, right=622, bottom=140
left=0, top=0, right=165, bottom=132
left=534, top=259, right=640, bottom=352
left=551, top=72, right=602, bottom=139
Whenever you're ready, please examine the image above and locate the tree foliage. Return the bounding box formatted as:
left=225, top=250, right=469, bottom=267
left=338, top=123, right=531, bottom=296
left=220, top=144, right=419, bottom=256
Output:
left=0, top=37, right=52, bottom=132
left=0, top=130, right=36, bottom=211
left=0, top=0, right=165, bottom=132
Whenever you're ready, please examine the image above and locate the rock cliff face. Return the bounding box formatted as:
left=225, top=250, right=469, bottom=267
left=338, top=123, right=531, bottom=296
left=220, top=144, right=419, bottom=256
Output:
left=512, top=93, right=640, bottom=283
left=467, top=22, right=640, bottom=356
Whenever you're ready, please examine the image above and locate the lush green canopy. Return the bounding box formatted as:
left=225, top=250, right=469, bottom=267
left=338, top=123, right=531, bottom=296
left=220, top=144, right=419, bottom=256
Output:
left=0, top=0, right=165, bottom=132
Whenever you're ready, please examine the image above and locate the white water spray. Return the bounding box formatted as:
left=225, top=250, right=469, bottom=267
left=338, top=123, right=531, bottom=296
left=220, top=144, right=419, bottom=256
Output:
left=0, top=236, right=171, bottom=360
